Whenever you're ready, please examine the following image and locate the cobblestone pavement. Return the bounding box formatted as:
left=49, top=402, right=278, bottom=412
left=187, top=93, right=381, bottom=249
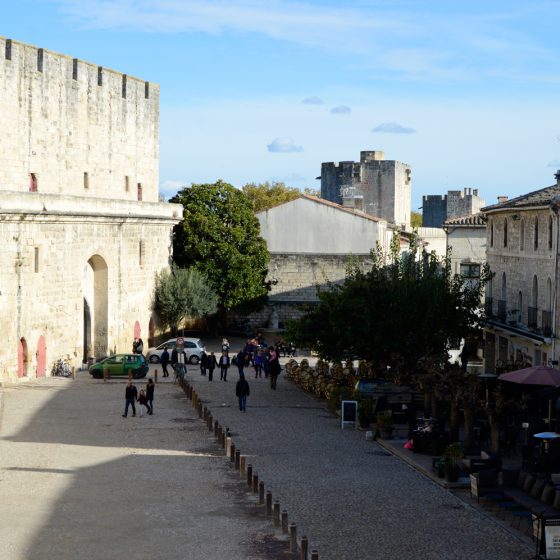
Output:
left=182, top=350, right=533, bottom=560
left=0, top=375, right=284, bottom=560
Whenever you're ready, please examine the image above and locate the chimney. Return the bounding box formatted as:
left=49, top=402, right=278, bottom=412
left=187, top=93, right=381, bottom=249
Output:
left=497, top=195, right=508, bottom=204
left=473, top=188, right=478, bottom=196
left=555, top=170, right=560, bottom=187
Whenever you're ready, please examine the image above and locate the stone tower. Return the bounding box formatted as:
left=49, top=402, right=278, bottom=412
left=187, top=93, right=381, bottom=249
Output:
left=422, top=188, right=485, bottom=228
left=320, top=150, right=411, bottom=227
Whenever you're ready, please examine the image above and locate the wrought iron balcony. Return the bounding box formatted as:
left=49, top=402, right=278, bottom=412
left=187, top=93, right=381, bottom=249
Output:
left=542, top=310, right=553, bottom=337
left=528, top=306, right=538, bottom=330
left=497, top=300, right=507, bottom=322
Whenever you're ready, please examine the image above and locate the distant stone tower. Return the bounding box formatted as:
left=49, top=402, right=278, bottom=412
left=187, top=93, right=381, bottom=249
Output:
left=320, top=150, right=411, bottom=227
left=422, top=188, right=485, bottom=228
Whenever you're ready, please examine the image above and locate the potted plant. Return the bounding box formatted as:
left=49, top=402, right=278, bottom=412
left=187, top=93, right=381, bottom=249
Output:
left=358, top=398, right=374, bottom=429
left=376, top=410, right=394, bottom=439
left=442, top=442, right=463, bottom=483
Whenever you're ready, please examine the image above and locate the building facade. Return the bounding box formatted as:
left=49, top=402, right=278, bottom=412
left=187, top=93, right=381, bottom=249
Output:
left=422, top=188, right=485, bottom=228
left=483, top=176, right=560, bottom=373
left=253, top=195, right=405, bottom=327
left=0, top=37, right=181, bottom=383
left=320, top=150, right=411, bottom=228
left=443, top=213, right=487, bottom=279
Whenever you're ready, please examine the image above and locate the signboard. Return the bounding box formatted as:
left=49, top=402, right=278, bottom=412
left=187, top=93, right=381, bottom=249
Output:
left=341, top=400, right=358, bottom=429
left=545, top=519, right=560, bottom=559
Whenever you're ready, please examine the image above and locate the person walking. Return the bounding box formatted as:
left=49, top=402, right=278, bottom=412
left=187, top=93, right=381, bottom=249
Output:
left=171, top=345, right=188, bottom=382
left=146, top=378, right=155, bottom=414
left=135, top=338, right=144, bottom=355
left=219, top=352, right=230, bottom=381
left=268, top=346, right=281, bottom=390
left=263, top=349, right=270, bottom=379
left=222, top=338, right=230, bottom=355
left=161, top=347, right=170, bottom=377
left=200, top=350, right=208, bottom=376
left=254, top=350, right=263, bottom=378
left=137, top=389, right=149, bottom=417
left=122, top=380, right=137, bottom=417
left=207, top=352, right=217, bottom=381
left=235, top=373, right=250, bottom=412
left=236, top=349, right=247, bottom=378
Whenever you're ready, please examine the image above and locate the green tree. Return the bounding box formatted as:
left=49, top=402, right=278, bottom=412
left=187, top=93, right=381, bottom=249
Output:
left=153, top=266, right=219, bottom=332
left=411, top=211, right=422, bottom=227
left=241, top=181, right=302, bottom=212
left=170, top=180, right=270, bottom=311
left=288, top=245, right=489, bottom=383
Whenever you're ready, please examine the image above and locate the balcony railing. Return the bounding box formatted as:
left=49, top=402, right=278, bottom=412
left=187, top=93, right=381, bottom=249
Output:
left=528, top=306, right=538, bottom=330
left=485, top=298, right=493, bottom=318
left=497, top=300, right=507, bottom=322
left=543, top=310, right=553, bottom=336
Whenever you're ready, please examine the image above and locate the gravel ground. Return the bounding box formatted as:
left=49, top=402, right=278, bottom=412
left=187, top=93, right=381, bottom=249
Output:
left=0, top=375, right=286, bottom=560
left=182, top=347, right=533, bottom=560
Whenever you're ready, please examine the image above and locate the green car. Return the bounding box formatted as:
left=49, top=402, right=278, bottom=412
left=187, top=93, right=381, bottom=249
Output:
left=89, top=354, right=149, bottom=379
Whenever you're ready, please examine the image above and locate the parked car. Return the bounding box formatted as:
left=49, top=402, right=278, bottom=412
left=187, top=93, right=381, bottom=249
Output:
left=89, top=354, right=149, bottom=379
left=145, top=338, right=205, bottom=365
left=354, top=378, right=389, bottom=397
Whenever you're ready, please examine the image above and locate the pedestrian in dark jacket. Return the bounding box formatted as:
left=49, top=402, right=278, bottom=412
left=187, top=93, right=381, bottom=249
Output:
left=161, top=347, right=170, bottom=377
left=235, top=373, right=250, bottom=412
left=207, top=352, right=217, bottom=381
left=146, top=378, right=155, bottom=414
left=219, top=352, right=230, bottom=381
left=122, top=380, right=137, bottom=417
left=200, top=351, right=208, bottom=376
left=236, top=350, right=247, bottom=377
left=254, top=350, right=263, bottom=378
left=268, top=347, right=281, bottom=390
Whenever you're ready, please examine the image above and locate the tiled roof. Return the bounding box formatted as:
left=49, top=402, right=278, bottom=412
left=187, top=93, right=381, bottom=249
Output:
left=300, top=194, right=385, bottom=222
left=482, top=184, right=560, bottom=213
left=443, top=213, right=486, bottom=226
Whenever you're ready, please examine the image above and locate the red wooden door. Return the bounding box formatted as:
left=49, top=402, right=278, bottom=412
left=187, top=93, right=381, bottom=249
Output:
left=134, top=321, right=141, bottom=339
left=36, top=336, right=46, bottom=377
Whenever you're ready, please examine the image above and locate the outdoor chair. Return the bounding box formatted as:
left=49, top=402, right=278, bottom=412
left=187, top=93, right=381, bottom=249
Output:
left=469, top=469, right=499, bottom=503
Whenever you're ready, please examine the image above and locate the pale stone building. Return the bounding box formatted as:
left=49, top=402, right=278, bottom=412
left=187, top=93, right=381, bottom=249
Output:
left=320, top=150, right=411, bottom=228
left=253, top=194, right=406, bottom=327
left=483, top=175, right=560, bottom=373
left=443, top=213, right=487, bottom=279
left=0, top=37, right=181, bottom=383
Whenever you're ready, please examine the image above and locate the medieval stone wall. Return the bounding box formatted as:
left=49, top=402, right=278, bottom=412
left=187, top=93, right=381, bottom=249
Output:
left=0, top=37, right=159, bottom=202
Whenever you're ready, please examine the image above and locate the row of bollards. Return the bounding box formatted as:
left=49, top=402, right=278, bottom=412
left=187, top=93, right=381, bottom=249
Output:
left=178, top=377, right=318, bottom=559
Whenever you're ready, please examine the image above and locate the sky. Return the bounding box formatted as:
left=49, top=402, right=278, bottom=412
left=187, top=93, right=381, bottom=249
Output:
left=3, top=0, right=560, bottom=211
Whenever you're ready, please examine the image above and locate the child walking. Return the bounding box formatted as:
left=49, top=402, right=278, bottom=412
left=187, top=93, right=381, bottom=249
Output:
left=137, top=389, right=149, bottom=417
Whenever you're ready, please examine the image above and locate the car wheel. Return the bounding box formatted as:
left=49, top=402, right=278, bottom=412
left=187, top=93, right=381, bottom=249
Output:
left=149, top=355, right=160, bottom=364
left=189, top=355, right=200, bottom=365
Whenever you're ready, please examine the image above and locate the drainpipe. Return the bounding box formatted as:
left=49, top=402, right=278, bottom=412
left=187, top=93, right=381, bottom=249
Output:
left=551, top=193, right=560, bottom=364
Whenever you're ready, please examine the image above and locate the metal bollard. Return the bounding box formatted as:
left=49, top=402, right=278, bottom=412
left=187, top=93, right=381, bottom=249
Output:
left=203, top=406, right=208, bottom=421
left=311, top=550, right=318, bottom=560
left=103, top=366, right=109, bottom=382
left=273, top=501, right=280, bottom=526
left=252, top=472, right=259, bottom=493
left=128, top=370, right=132, bottom=381
left=301, top=536, right=308, bottom=560
left=281, top=510, right=288, bottom=533
left=266, top=491, right=272, bottom=516
left=226, top=436, right=232, bottom=455
left=240, top=455, right=246, bottom=475
left=214, top=421, right=219, bottom=437
left=71, top=366, right=76, bottom=380
left=230, top=443, right=236, bottom=462
left=154, top=369, right=158, bottom=383
left=235, top=450, right=240, bottom=469
left=289, top=524, right=297, bottom=553
left=198, top=401, right=203, bottom=418
left=207, top=414, right=213, bottom=430
left=247, top=464, right=253, bottom=487
left=259, top=481, right=265, bottom=504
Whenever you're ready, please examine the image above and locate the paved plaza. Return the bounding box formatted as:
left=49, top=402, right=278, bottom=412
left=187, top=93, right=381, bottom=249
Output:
left=0, top=345, right=534, bottom=560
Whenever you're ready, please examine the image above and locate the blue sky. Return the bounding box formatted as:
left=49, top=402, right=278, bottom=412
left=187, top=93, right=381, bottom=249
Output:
left=3, top=0, right=560, bottom=210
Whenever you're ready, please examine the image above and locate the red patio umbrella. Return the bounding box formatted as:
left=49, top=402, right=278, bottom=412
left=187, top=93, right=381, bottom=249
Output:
left=499, top=366, right=560, bottom=424
left=498, top=365, right=560, bottom=386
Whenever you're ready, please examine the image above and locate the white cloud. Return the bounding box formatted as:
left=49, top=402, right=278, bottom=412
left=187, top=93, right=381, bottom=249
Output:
left=547, top=160, right=560, bottom=168
left=331, top=105, right=351, bottom=115
left=267, top=137, right=303, bottom=153
left=372, top=122, right=416, bottom=134
left=159, top=179, right=185, bottom=196
left=302, top=96, right=324, bottom=105
left=270, top=172, right=307, bottom=183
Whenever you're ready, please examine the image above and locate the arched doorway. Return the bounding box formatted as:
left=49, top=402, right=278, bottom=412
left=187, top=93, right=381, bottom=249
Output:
left=134, top=320, right=141, bottom=340
left=84, top=255, right=109, bottom=360
left=18, top=337, right=28, bottom=378
left=36, top=336, right=46, bottom=377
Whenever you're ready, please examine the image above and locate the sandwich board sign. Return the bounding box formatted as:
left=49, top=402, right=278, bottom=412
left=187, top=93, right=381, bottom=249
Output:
left=341, top=400, right=358, bottom=429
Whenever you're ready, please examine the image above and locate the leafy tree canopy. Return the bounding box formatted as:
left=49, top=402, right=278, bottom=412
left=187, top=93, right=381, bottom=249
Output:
left=170, top=180, right=270, bottom=311
left=411, top=211, right=422, bottom=227
left=241, top=181, right=301, bottom=212
left=153, top=266, right=219, bottom=332
left=288, top=239, right=490, bottom=382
